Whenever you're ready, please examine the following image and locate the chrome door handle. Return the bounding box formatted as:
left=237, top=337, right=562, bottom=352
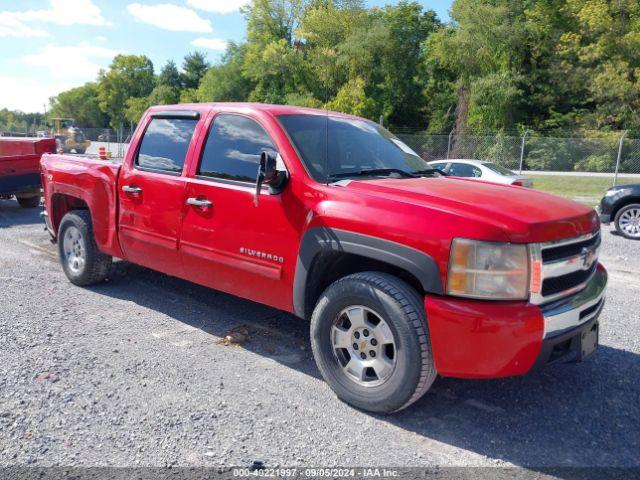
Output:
left=122, top=185, right=142, bottom=194
left=187, top=197, right=212, bottom=208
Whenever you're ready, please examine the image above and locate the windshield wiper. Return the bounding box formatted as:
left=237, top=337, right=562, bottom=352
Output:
left=413, top=168, right=448, bottom=177
left=328, top=168, right=417, bottom=181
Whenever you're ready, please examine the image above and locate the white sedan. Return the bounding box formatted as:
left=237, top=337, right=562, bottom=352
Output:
left=429, top=159, right=534, bottom=187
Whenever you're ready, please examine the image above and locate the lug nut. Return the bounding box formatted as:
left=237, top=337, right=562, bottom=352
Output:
left=363, top=329, right=370, bottom=337
left=370, top=351, right=376, bottom=357
left=360, top=352, right=367, bottom=360
left=353, top=343, right=359, bottom=350
left=370, top=339, right=378, bottom=346
left=354, top=332, right=360, bottom=339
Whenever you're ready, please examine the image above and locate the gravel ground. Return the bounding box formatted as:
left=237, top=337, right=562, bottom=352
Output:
left=0, top=198, right=639, bottom=470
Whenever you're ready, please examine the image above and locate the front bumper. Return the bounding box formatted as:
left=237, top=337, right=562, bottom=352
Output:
left=424, top=264, right=607, bottom=379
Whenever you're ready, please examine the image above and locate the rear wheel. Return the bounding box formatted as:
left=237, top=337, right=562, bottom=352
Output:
left=57, top=210, right=112, bottom=286
left=310, top=272, right=437, bottom=413
left=16, top=195, right=40, bottom=208
left=614, top=203, right=640, bottom=240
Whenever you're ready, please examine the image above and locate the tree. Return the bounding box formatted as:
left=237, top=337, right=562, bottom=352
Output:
left=551, top=0, right=640, bottom=130
left=158, top=60, right=182, bottom=90
left=197, top=43, right=254, bottom=102
left=180, top=88, right=199, bottom=103
left=238, top=0, right=310, bottom=104
left=124, top=97, right=151, bottom=125
left=97, top=55, right=155, bottom=128
left=49, top=83, right=109, bottom=128
left=149, top=84, right=181, bottom=105
left=181, top=52, right=209, bottom=89
left=0, top=109, right=46, bottom=132
left=244, top=0, right=307, bottom=47
left=372, top=3, right=440, bottom=126
left=152, top=60, right=184, bottom=106
left=324, top=77, right=376, bottom=117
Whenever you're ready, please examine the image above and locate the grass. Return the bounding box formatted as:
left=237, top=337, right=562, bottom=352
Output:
left=525, top=175, right=638, bottom=205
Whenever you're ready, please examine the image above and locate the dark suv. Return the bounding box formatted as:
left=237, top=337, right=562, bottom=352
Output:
left=598, top=184, right=640, bottom=239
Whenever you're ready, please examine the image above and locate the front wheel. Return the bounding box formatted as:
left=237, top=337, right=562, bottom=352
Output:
left=614, top=203, right=640, bottom=240
left=310, top=272, right=437, bottom=414
left=57, top=210, right=112, bottom=286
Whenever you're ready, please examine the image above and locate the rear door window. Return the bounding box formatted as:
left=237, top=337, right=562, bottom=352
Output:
left=449, top=163, right=482, bottom=178
left=136, top=118, right=198, bottom=174
left=197, top=114, right=275, bottom=183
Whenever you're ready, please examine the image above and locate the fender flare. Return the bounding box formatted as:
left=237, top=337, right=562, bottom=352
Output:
left=293, top=227, right=443, bottom=318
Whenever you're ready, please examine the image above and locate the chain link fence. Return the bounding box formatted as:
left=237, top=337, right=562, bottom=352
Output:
left=4, top=123, right=640, bottom=185
left=393, top=130, right=640, bottom=186
left=1, top=125, right=135, bottom=159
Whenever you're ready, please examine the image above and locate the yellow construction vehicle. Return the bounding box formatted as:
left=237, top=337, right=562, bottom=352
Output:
left=48, top=118, right=91, bottom=154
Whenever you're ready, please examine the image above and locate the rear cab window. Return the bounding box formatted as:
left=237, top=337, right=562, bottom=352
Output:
left=135, top=118, right=198, bottom=174
left=197, top=113, right=275, bottom=184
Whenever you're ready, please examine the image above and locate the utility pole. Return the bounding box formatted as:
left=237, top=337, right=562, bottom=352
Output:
left=447, top=128, right=455, bottom=160
left=614, top=130, right=628, bottom=187
left=519, top=130, right=529, bottom=174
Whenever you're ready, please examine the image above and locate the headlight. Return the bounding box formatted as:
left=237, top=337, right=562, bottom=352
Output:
left=447, top=239, right=530, bottom=300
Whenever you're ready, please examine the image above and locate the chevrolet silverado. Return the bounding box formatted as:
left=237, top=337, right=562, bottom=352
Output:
left=40, top=104, right=607, bottom=413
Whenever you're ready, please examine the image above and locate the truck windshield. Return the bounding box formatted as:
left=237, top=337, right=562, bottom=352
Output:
left=277, top=114, right=432, bottom=182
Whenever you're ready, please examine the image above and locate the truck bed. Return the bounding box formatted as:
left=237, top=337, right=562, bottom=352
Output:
left=0, top=137, right=56, bottom=195
left=40, top=153, right=123, bottom=257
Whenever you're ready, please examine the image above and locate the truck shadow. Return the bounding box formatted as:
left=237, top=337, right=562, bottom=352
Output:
left=90, top=260, right=640, bottom=469
left=0, top=198, right=42, bottom=228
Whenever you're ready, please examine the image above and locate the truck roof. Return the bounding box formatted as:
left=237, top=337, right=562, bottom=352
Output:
left=147, top=102, right=363, bottom=120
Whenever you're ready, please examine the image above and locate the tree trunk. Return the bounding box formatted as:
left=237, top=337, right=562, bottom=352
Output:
left=452, top=83, right=470, bottom=158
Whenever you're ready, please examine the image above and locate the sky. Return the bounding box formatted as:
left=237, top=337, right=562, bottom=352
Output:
left=0, top=0, right=452, bottom=113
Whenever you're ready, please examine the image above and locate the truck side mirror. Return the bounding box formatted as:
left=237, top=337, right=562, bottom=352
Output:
left=254, top=150, right=288, bottom=206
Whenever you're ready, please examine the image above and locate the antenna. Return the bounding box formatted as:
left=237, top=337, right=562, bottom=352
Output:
left=324, top=62, right=330, bottom=185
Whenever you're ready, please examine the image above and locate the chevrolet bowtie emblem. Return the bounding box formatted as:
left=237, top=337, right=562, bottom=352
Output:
left=580, top=246, right=596, bottom=270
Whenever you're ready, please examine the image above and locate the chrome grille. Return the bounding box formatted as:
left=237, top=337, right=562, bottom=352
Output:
left=530, top=231, right=601, bottom=305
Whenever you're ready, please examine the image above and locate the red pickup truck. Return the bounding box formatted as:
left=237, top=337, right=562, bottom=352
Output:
left=0, top=136, right=56, bottom=207
left=41, top=103, right=607, bottom=413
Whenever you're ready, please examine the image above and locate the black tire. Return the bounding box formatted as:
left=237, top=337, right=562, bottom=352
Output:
left=310, top=272, right=437, bottom=414
left=614, top=203, right=640, bottom=240
left=16, top=195, right=40, bottom=208
left=57, top=210, right=112, bottom=286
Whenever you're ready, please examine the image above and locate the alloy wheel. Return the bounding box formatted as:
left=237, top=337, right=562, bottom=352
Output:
left=331, top=305, right=397, bottom=387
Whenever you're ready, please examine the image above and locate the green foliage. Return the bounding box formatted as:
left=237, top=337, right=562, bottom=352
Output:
left=49, top=83, right=109, bottom=128
left=97, top=55, right=155, bottom=128
left=38, top=0, right=640, bottom=134
left=181, top=52, right=210, bottom=89
left=197, top=44, right=254, bottom=102
left=0, top=109, right=46, bottom=132
left=466, top=73, right=522, bottom=131
left=158, top=60, right=182, bottom=90
left=324, top=77, right=376, bottom=117
left=148, top=84, right=181, bottom=105
left=180, top=88, right=199, bottom=103
left=124, top=96, right=151, bottom=125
